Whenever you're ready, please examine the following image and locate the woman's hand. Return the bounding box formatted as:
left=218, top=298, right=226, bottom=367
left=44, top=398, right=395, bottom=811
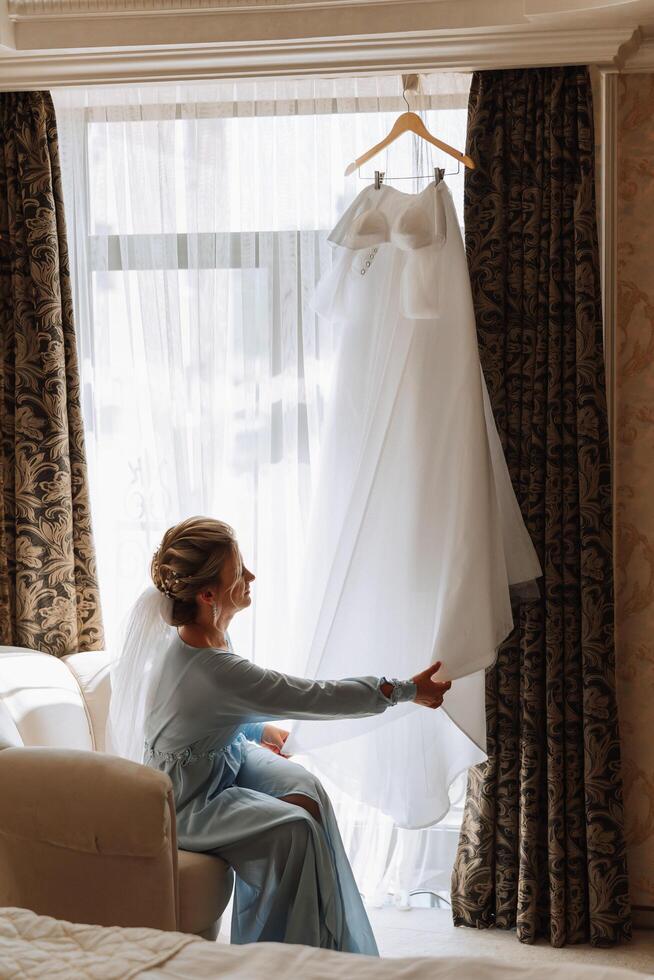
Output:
left=262, top=724, right=291, bottom=756
left=410, top=661, right=452, bottom=709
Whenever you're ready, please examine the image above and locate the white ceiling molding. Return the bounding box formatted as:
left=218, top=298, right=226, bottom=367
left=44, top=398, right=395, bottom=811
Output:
left=524, top=0, right=643, bottom=18
left=5, top=0, right=647, bottom=13
left=0, top=25, right=643, bottom=90
left=7, top=0, right=453, bottom=9
left=9, top=2, right=523, bottom=53
left=1, top=0, right=653, bottom=89
left=6, top=0, right=654, bottom=51
left=619, top=26, right=654, bottom=64
left=0, top=0, right=15, bottom=50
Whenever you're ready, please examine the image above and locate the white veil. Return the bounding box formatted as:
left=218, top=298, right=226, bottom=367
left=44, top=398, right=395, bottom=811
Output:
left=106, top=587, right=174, bottom=763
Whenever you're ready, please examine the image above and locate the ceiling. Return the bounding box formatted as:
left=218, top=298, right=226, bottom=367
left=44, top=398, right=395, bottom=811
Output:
left=2, top=0, right=654, bottom=89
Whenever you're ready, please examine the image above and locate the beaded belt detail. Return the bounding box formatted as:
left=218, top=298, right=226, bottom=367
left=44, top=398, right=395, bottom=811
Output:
left=143, top=733, right=245, bottom=765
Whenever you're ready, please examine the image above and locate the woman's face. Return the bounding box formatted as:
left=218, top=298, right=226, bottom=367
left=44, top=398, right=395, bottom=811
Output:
left=219, top=546, right=255, bottom=615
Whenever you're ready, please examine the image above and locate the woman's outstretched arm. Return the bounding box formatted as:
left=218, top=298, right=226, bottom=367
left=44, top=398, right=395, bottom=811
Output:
left=199, top=649, right=449, bottom=725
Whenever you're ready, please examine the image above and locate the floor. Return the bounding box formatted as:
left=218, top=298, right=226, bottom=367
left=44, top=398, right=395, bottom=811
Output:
left=367, top=907, right=654, bottom=975
left=219, top=904, right=654, bottom=974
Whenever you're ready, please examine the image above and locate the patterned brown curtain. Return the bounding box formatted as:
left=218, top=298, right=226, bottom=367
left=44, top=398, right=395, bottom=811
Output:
left=0, top=92, right=104, bottom=657
left=451, top=67, right=631, bottom=947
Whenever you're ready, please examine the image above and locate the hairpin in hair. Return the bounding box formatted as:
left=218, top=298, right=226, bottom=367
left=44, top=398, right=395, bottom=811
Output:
left=162, top=570, right=183, bottom=600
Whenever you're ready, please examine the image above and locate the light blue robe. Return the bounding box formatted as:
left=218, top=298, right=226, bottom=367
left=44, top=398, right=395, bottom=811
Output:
left=143, top=633, right=416, bottom=953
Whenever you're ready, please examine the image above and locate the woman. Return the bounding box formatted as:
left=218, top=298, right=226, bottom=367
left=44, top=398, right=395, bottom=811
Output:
left=117, top=516, right=451, bottom=955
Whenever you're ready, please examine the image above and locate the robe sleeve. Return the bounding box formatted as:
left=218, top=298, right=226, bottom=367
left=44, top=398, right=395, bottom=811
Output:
left=238, top=722, right=266, bottom=743
left=198, top=649, right=415, bottom=724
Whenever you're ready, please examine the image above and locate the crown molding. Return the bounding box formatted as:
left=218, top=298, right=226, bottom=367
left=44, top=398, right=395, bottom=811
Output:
left=5, top=0, right=647, bottom=53
left=5, top=0, right=648, bottom=14
left=620, top=30, right=654, bottom=68
left=8, top=0, right=431, bottom=14
left=7, top=0, right=406, bottom=9
left=0, top=0, right=15, bottom=49
left=7, top=0, right=416, bottom=9
left=0, top=25, right=641, bottom=90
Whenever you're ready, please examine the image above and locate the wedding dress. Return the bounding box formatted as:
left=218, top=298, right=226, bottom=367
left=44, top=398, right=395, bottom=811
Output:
left=284, top=178, right=541, bottom=828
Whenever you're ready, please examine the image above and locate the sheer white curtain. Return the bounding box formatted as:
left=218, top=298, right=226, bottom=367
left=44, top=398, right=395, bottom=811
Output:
left=54, top=72, right=471, bottom=905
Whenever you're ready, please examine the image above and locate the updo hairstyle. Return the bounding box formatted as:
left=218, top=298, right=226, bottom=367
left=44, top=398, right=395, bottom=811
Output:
left=151, top=516, right=242, bottom=627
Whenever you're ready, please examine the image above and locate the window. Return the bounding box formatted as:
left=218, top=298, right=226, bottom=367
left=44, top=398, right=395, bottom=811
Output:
left=55, top=72, right=471, bottom=906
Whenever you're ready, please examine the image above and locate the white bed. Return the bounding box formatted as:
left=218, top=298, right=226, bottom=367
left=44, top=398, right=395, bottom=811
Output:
left=0, top=907, right=643, bottom=980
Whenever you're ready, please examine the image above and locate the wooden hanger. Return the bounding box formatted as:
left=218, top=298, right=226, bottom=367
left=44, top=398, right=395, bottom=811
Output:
left=344, top=102, right=475, bottom=177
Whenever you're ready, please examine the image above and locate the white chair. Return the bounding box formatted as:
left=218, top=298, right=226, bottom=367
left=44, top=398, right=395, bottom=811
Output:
left=0, top=646, right=233, bottom=940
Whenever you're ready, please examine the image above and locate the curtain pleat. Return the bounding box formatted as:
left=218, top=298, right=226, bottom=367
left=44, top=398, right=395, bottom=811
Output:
left=0, top=91, right=104, bottom=656
left=450, top=67, right=631, bottom=947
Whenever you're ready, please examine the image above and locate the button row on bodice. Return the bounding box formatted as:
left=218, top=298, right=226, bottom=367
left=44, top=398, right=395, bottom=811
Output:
left=359, top=246, right=379, bottom=276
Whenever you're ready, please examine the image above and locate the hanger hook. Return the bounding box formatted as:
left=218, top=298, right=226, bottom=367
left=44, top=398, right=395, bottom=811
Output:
left=401, top=73, right=420, bottom=112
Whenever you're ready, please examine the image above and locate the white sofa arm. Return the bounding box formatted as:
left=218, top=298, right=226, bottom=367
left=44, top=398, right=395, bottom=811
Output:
left=0, top=699, right=22, bottom=751
left=0, top=747, right=180, bottom=931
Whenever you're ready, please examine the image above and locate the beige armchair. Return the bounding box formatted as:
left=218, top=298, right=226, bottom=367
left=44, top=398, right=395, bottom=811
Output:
left=0, top=646, right=233, bottom=940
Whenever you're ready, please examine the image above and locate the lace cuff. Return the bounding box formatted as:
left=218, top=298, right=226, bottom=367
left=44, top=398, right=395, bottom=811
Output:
left=379, top=677, right=417, bottom=705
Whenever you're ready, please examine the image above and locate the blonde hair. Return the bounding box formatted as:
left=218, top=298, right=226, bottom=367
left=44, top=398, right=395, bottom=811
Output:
left=151, top=516, right=242, bottom=627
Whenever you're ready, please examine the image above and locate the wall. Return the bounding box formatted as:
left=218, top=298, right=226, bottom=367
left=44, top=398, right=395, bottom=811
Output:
left=616, top=71, right=654, bottom=915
